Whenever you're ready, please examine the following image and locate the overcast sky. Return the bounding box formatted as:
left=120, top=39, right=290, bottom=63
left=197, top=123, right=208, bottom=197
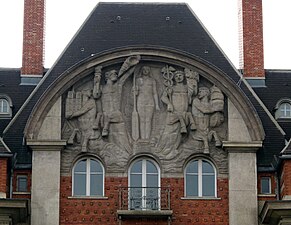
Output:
left=0, top=0, right=290, bottom=69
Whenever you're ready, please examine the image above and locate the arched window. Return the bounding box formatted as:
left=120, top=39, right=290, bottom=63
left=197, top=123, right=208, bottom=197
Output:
left=0, top=96, right=12, bottom=118
left=72, top=158, right=104, bottom=196
left=185, top=159, right=216, bottom=197
left=129, top=158, right=160, bottom=210
left=275, top=99, right=291, bottom=119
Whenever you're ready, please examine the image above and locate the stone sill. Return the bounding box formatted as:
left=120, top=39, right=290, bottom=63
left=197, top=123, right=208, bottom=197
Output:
left=258, top=194, right=276, bottom=198
left=117, top=209, right=173, bottom=219
left=68, top=196, right=109, bottom=200
left=12, top=192, right=31, bottom=195
left=181, top=197, right=221, bottom=200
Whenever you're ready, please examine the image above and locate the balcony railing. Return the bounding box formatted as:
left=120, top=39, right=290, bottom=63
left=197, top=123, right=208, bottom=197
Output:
left=118, top=186, right=171, bottom=211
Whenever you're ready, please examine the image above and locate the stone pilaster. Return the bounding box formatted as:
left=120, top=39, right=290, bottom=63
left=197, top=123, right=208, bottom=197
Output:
left=223, top=141, right=262, bottom=225
left=27, top=140, right=66, bottom=225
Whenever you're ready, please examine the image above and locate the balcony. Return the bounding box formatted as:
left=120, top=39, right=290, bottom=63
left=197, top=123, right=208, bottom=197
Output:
left=117, top=187, right=172, bottom=223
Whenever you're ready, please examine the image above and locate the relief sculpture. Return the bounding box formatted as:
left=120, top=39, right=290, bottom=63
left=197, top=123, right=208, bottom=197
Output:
left=62, top=58, right=227, bottom=174
left=133, top=66, right=160, bottom=140
left=191, top=86, right=223, bottom=154
left=158, top=68, right=197, bottom=158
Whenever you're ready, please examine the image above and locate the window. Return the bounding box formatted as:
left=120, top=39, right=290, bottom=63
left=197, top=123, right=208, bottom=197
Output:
left=275, top=99, right=291, bottom=119
left=261, top=177, right=271, bottom=194
left=0, top=96, right=12, bottom=118
left=0, top=98, right=9, bottom=113
left=129, top=158, right=160, bottom=210
left=73, top=158, right=104, bottom=196
left=17, top=175, right=28, bottom=192
left=185, top=159, right=216, bottom=197
left=279, top=103, right=291, bottom=118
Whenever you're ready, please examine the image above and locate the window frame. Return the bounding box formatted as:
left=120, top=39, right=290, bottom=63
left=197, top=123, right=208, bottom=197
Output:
left=0, top=95, right=12, bottom=118
left=72, top=157, right=104, bottom=197
left=184, top=158, right=217, bottom=198
left=16, top=175, right=28, bottom=192
left=260, top=177, right=271, bottom=194
left=275, top=98, right=291, bottom=119
left=128, top=158, right=161, bottom=210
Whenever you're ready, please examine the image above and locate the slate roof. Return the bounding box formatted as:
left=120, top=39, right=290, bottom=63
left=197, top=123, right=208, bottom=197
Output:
left=255, top=70, right=291, bottom=139
left=1, top=3, right=286, bottom=168
left=0, top=68, right=34, bottom=161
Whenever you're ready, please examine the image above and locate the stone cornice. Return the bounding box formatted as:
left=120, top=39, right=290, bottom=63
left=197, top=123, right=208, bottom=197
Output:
left=222, top=141, right=262, bottom=153
left=27, top=140, right=67, bottom=151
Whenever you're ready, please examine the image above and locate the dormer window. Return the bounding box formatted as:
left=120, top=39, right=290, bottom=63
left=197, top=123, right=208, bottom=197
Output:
left=275, top=99, right=291, bottom=119
left=0, top=95, right=12, bottom=118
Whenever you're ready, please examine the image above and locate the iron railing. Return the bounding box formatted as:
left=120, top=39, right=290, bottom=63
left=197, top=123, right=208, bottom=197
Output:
left=118, top=187, right=171, bottom=210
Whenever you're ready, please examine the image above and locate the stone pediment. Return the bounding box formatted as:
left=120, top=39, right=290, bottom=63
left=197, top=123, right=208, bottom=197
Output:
left=24, top=48, right=264, bottom=176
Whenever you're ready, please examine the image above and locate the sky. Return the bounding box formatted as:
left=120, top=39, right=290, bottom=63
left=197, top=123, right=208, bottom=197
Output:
left=0, top=0, right=290, bottom=69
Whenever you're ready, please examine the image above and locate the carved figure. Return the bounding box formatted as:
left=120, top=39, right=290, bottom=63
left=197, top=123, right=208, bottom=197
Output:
left=158, top=69, right=195, bottom=157
left=92, top=66, right=104, bottom=133
left=191, top=87, right=223, bottom=154
left=161, top=70, right=195, bottom=133
left=101, top=55, right=140, bottom=137
left=133, top=66, right=160, bottom=140
left=66, top=89, right=98, bottom=152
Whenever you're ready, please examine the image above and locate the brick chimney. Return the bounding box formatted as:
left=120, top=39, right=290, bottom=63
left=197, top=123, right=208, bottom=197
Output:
left=21, top=0, right=45, bottom=85
left=238, top=0, right=265, bottom=86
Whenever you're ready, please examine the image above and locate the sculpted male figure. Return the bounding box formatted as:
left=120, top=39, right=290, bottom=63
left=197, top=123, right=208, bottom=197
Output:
left=161, top=70, right=195, bottom=133
left=158, top=70, right=195, bottom=157
left=135, top=66, right=160, bottom=139
left=191, top=87, right=222, bottom=154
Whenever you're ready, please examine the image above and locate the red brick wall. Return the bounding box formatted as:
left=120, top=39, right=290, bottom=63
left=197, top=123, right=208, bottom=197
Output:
left=0, top=158, right=8, bottom=196
left=238, top=0, right=265, bottom=78
left=21, top=0, right=45, bottom=76
left=280, top=160, right=291, bottom=199
left=60, top=176, right=229, bottom=225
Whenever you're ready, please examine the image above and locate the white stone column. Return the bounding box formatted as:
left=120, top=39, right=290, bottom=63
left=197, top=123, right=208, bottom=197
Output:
left=28, top=140, right=66, bottom=225
left=223, top=141, right=262, bottom=225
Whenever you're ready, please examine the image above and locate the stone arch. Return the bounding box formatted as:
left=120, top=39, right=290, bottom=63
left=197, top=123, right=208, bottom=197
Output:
left=24, top=47, right=265, bottom=143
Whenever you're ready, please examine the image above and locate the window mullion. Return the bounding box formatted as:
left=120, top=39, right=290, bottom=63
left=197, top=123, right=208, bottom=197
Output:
left=86, top=159, right=90, bottom=196
left=198, top=160, right=203, bottom=197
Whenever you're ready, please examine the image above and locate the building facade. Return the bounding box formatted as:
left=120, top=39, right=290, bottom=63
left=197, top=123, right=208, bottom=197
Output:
left=0, top=1, right=291, bottom=225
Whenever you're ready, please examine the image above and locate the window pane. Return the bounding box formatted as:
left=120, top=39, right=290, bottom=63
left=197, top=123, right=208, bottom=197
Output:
left=18, top=177, right=28, bottom=192
left=261, top=177, right=271, bottom=194
left=90, top=174, right=103, bottom=195
left=75, top=160, right=86, bottom=172
left=130, top=174, right=142, bottom=187
left=147, top=174, right=158, bottom=187
left=202, top=175, right=215, bottom=196
left=90, top=159, right=102, bottom=173
left=131, top=160, right=142, bottom=173
left=186, top=161, right=198, bottom=173
left=146, top=160, right=158, bottom=174
left=130, top=173, right=142, bottom=210
left=74, top=174, right=86, bottom=195
left=202, top=161, right=214, bottom=173
left=0, top=99, right=9, bottom=113
left=186, top=174, right=198, bottom=196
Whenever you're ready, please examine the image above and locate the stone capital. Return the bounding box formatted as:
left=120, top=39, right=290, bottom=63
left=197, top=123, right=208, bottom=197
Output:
left=222, top=141, right=262, bottom=153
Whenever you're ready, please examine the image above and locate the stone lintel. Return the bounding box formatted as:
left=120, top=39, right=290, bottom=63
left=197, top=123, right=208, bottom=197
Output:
left=260, top=200, right=291, bottom=224
left=222, top=141, right=262, bottom=153
left=27, top=140, right=67, bottom=151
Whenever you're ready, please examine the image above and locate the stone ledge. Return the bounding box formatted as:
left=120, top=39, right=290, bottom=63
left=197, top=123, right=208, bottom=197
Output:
left=27, top=139, right=67, bottom=151
left=223, top=141, right=262, bottom=153
left=117, top=209, right=173, bottom=219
